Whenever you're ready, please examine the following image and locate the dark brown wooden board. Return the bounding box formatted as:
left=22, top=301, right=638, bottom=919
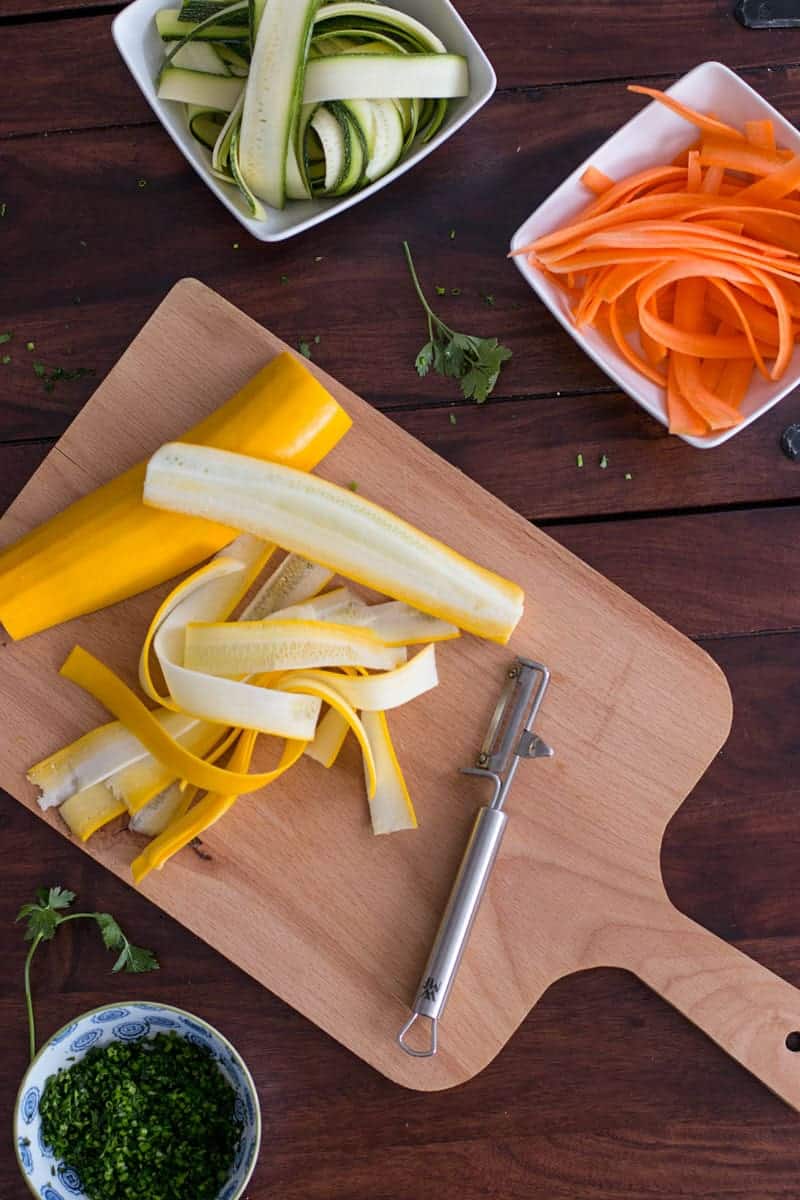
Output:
left=4, top=0, right=800, bottom=89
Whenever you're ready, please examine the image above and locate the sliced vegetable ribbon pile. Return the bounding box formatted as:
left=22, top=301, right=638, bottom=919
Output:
left=513, top=85, right=800, bottom=437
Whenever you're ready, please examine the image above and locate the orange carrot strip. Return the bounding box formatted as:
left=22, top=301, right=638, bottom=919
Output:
left=581, top=165, right=615, bottom=195
left=699, top=136, right=785, bottom=177
left=607, top=299, right=668, bottom=385
left=687, top=150, right=702, bottom=193
left=749, top=266, right=794, bottom=379
left=716, top=358, right=755, bottom=407
left=672, top=353, right=742, bottom=427
left=745, top=119, right=777, bottom=154
left=736, top=155, right=800, bottom=204
left=667, top=356, right=707, bottom=436
left=705, top=278, right=770, bottom=376
left=700, top=164, right=725, bottom=195
left=628, top=85, right=746, bottom=141
left=700, top=354, right=726, bottom=391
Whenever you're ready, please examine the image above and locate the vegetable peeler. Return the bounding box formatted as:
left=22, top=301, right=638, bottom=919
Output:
left=397, top=658, right=554, bottom=1057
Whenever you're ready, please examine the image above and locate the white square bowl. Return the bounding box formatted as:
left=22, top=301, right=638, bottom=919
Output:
left=113, top=0, right=496, bottom=242
left=510, top=61, right=800, bottom=449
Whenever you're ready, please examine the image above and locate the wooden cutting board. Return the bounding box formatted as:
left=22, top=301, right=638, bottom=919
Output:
left=3, top=279, right=800, bottom=1103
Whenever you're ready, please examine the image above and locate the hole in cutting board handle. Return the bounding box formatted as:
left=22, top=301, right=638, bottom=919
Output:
left=785, top=1032, right=800, bottom=1052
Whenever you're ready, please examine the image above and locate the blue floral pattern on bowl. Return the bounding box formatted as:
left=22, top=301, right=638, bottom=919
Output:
left=14, top=1001, right=261, bottom=1200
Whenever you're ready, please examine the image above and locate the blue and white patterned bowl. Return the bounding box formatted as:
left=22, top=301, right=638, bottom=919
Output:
left=13, top=1001, right=261, bottom=1200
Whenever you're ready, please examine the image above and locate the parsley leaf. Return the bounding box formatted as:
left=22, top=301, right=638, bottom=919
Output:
left=17, top=886, right=158, bottom=1061
left=403, top=242, right=512, bottom=405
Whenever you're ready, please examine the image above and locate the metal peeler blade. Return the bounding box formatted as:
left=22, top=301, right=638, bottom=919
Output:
left=397, top=658, right=553, bottom=1058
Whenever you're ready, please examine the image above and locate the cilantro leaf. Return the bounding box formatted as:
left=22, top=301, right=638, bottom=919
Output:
left=16, top=886, right=75, bottom=942
left=403, top=242, right=512, bottom=405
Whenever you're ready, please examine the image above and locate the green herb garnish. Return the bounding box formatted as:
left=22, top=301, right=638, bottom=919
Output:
left=576, top=453, right=584, bottom=469
left=137, top=178, right=148, bottom=188
left=449, top=228, right=456, bottom=240
left=625, top=472, right=633, bottom=480
left=32, top=363, right=95, bottom=393
left=347, top=480, right=359, bottom=492
left=298, top=339, right=312, bottom=359
left=280, top=273, right=289, bottom=285
left=26, top=341, right=35, bottom=351
left=39, top=1033, right=240, bottom=1200
left=599, top=454, right=609, bottom=469
left=0, top=331, right=11, bottom=345
left=0, top=202, right=6, bottom=217
left=481, top=294, right=495, bottom=307
left=1, top=354, right=10, bottom=365
left=17, top=886, right=158, bottom=1060
left=403, top=241, right=512, bottom=404
left=435, top=286, right=446, bottom=296
left=449, top=412, right=457, bottom=426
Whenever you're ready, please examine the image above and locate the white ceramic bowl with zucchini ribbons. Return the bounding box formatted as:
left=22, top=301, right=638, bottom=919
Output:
left=14, top=1001, right=261, bottom=1200
left=113, top=0, right=497, bottom=240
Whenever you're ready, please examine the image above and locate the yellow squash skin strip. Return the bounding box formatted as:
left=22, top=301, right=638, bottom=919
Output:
left=131, top=732, right=305, bottom=884
left=139, top=533, right=271, bottom=707
left=283, top=644, right=438, bottom=712
left=60, top=646, right=307, bottom=796
left=361, top=710, right=417, bottom=835
left=60, top=784, right=127, bottom=842
left=129, top=782, right=198, bottom=838
left=184, top=619, right=406, bottom=675
left=140, top=542, right=322, bottom=737
left=111, top=723, right=226, bottom=814
left=144, top=444, right=524, bottom=645
left=277, top=674, right=377, bottom=798
left=304, top=707, right=350, bottom=767
left=28, top=709, right=201, bottom=810
left=0, top=355, right=351, bottom=640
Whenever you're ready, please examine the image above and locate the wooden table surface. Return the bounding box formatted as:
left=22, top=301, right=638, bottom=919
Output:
left=3, top=2, right=800, bottom=1196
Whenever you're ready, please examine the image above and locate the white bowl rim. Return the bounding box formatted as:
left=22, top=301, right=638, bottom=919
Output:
left=13, top=999, right=262, bottom=1200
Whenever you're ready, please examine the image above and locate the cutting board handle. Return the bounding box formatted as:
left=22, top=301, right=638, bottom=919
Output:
left=624, top=901, right=800, bottom=1111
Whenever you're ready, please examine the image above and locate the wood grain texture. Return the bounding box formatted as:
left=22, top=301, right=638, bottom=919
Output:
left=2, top=441, right=799, bottom=638
left=2, top=629, right=800, bottom=1199
left=0, top=279, right=738, bottom=1095
left=4, top=0, right=800, bottom=90
left=3, top=68, right=800, bottom=420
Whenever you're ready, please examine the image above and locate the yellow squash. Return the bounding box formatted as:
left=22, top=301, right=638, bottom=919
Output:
left=0, top=354, right=351, bottom=639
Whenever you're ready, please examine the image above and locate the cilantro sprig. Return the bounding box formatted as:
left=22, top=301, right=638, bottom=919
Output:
left=17, top=886, right=158, bottom=1060
left=403, top=241, right=512, bottom=404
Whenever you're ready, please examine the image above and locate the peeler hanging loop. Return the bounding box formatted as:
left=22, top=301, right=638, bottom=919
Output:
left=396, top=1012, right=438, bottom=1058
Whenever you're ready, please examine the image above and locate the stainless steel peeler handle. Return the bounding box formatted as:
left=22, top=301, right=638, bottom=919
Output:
left=397, top=805, right=508, bottom=1057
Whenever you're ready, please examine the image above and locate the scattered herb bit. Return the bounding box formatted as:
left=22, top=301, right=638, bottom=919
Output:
left=137, top=178, right=148, bottom=188
left=232, top=242, right=240, bottom=250
left=17, top=885, right=158, bottom=1060
left=26, top=341, right=35, bottom=352
left=449, top=412, right=457, bottom=426
left=435, top=286, right=446, bottom=296
left=347, top=480, right=359, bottom=492
left=624, top=472, right=633, bottom=480
left=481, top=294, right=495, bottom=307
left=32, top=364, right=95, bottom=393
left=1, top=355, right=10, bottom=365
left=0, top=332, right=11, bottom=345
left=576, top=453, right=584, bottom=469
left=314, top=255, right=324, bottom=262
left=450, top=288, right=462, bottom=296
left=599, top=454, right=609, bottom=469
left=314, top=334, right=321, bottom=344
left=79, top=240, right=87, bottom=248
left=403, top=241, right=512, bottom=404
left=39, top=1033, right=241, bottom=1200
left=298, top=339, right=312, bottom=360
left=0, top=202, right=6, bottom=217
left=280, top=273, right=289, bottom=285
left=449, top=229, right=456, bottom=240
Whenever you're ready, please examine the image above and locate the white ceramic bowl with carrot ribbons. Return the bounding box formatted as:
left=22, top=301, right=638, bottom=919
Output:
left=510, top=61, right=800, bottom=449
